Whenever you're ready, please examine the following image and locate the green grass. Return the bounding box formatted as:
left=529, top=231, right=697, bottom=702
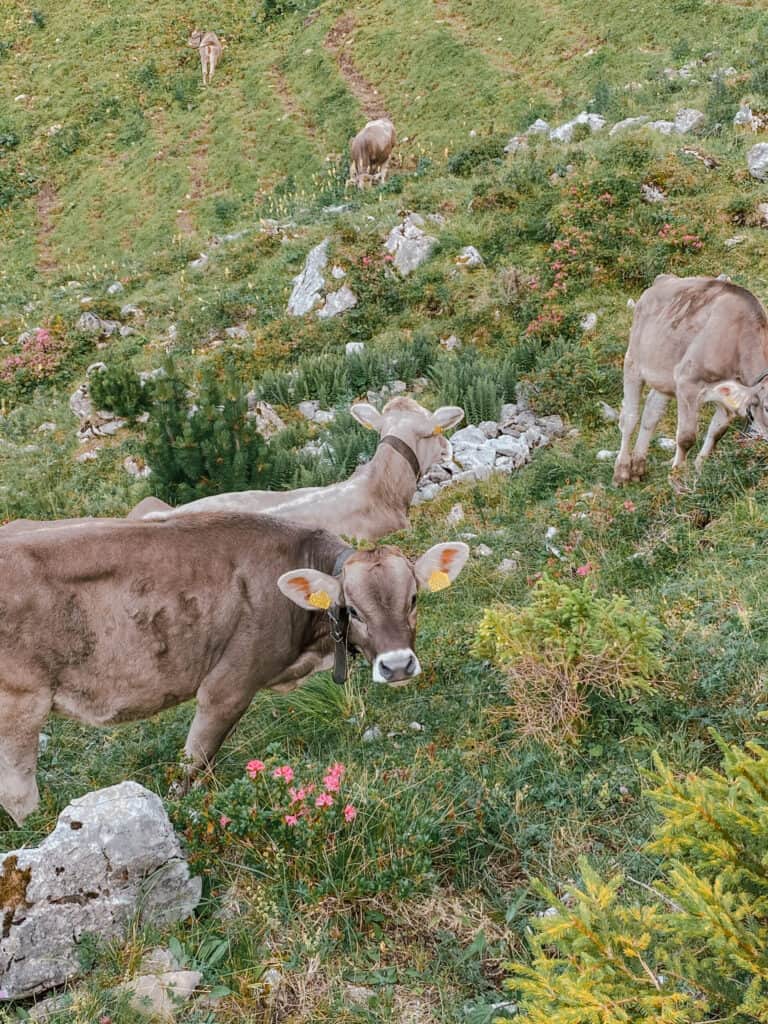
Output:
left=3, top=0, right=768, bottom=1019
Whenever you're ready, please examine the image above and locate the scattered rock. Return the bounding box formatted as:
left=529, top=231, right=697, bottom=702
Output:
left=596, top=449, right=617, bottom=461
left=75, top=450, right=98, bottom=463
left=346, top=341, right=364, bottom=355
left=0, top=782, right=201, bottom=999
left=725, top=235, right=746, bottom=248
left=384, top=213, right=438, bottom=276
left=657, top=436, right=676, bottom=451
left=75, top=312, right=104, bottom=335
left=497, top=557, right=519, bottom=575
left=641, top=183, right=667, bottom=204
left=37, top=422, right=56, bottom=433
left=646, top=120, right=677, bottom=135
left=503, top=135, right=528, bottom=155
left=123, top=456, right=151, bottom=479
left=446, top=503, right=465, bottom=526
left=119, top=325, right=137, bottom=338
left=345, top=984, right=376, bottom=1006
left=580, top=312, right=598, bottom=332
left=362, top=726, right=382, bottom=743
left=748, top=143, right=768, bottom=181
left=288, top=238, right=329, bottom=316
left=119, top=970, right=202, bottom=1022
left=526, top=118, right=550, bottom=135
left=317, top=284, right=358, bottom=319
left=188, top=252, right=209, bottom=271
left=298, top=400, right=320, bottom=421
left=106, top=281, right=124, bottom=296
left=474, top=543, right=493, bottom=557
left=224, top=324, right=249, bottom=340
left=598, top=400, right=619, bottom=423
left=734, top=103, right=758, bottom=129
left=673, top=108, right=705, bottom=134
left=549, top=111, right=605, bottom=143
left=440, top=333, right=461, bottom=351
left=455, top=245, right=484, bottom=269
left=409, top=721, right=424, bottom=731
left=609, top=115, right=650, bottom=136
left=478, top=420, right=500, bottom=438
left=331, top=265, right=346, bottom=279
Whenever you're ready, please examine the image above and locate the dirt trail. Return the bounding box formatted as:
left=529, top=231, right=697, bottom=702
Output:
left=35, top=183, right=60, bottom=277
left=324, top=14, right=389, bottom=121
left=267, top=65, right=317, bottom=139
left=176, top=117, right=210, bottom=239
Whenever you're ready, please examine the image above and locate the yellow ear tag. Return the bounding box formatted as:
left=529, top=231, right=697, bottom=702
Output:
left=725, top=394, right=740, bottom=412
left=308, top=590, right=331, bottom=610
left=428, top=570, right=451, bottom=592
left=432, top=425, right=443, bottom=436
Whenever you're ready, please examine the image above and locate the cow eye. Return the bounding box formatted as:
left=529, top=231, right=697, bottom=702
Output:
left=348, top=606, right=362, bottom=621
left=410, top=594, right=417, bottom=609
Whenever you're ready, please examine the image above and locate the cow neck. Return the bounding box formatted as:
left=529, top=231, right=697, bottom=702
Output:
left=365, top=433, right=423, bottom=512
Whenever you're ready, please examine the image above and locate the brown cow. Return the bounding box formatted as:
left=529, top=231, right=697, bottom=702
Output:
left=613, top=274, right=768, bottom=485
left=138, top=397, right=464, bottom=541
left=349, top=118, right=396, bottom=188
left=188, top=29, right=222, bottom=85
left=0, top=512, right=468, bottom=825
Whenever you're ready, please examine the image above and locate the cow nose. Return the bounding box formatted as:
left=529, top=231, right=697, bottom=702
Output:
left=373, top=649, right=421, bottom=684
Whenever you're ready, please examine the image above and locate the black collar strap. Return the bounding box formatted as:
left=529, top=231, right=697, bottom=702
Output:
left=379, top=434, right=422, bottom=480
left=746, top=370, right=768, bottom=424
left=329, top=547, right=358, bottom=685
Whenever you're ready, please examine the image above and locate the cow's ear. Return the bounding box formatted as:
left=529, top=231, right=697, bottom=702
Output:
left=707, top=380, right=753, bottom=416
left=413, top=542, right=470, bottom=593
left=429, top=406, right=464, bottom=436
left=278, top=570, right=342, bottom=611
left=350, top=403, right=384, bottom=432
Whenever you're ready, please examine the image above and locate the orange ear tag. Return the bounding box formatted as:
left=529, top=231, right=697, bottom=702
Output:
left=428, top=570, right=451, bottom=592
left=432, top=425, right=443, bottom=436
left=308, top=590, right=331, bottom=609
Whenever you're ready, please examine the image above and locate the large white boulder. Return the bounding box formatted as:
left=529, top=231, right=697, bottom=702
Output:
left=287, top=238, right=329, bottom=316
left=384, top=214, right=438, bottom=276
left=748, top=143, right=768, bottom=181
left=0, top=782, right=201, bottom=1000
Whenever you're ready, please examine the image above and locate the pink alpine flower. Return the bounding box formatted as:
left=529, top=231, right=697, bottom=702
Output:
left=284, top=814, right=299, bottom=827
left=219, top=815, right=232, bottom=828
left=246, top=759, right=266, bottom=778
left=323, top=762, right=345, bottom=791
left=343, top=804, right=357, bottom=823
left=315, top=792, right=334, bottom=808
left=272, top=765, right=295, bottom=783
left=575, top=563, right=594, bottom=577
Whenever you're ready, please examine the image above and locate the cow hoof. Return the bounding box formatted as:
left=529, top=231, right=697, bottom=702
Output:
left=612, top=463, right=631, bottom=486
left=629, top=459, right=646, bottom=482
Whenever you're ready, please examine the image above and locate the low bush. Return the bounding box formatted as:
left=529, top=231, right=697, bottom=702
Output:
left=448, top=136, right=507, bottom=177
left=88, top=360, right=154, bottom=419
left=475, top=578, right=664, bottom=744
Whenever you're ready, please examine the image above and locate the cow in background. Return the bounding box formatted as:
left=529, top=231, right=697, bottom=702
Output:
left=349, top=118, right=396, bottom=188
left=188, top=29, right=222, bottom=85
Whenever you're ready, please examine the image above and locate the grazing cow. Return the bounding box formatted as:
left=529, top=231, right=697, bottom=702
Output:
left=349, top=118, right=396, bottom=188
left=0, top=512, right=468, bottom=825
left=137, top=397, right=464, bottom=541
left=613, top=274, right=768, bottom=485
left=188, top=29, right=222, bottom=85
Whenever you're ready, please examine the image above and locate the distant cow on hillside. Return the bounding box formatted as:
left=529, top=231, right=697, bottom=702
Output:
left=613, top=273, right=768, bottom=486
left=188, top=29, right=222, bottom=85
left=349, top=118, right=396, bottom=188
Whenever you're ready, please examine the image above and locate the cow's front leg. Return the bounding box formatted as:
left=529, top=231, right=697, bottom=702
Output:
left=613, top=368, right=642, bottom=485
left=0, top=687, right=51, bottom=826
left=695, top=406, right=733, bottom=473
left=631, top=388, right=669, bottom=481
left=181, top=682, right=257, bottom=789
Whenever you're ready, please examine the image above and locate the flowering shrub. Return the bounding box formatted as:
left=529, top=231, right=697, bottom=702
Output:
left=0, top=326, right=70, bottom=390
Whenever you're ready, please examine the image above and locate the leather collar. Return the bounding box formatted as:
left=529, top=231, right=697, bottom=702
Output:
left=379, top=434, right=421, bottom=480
left=329, top=547, right=358, bottom=685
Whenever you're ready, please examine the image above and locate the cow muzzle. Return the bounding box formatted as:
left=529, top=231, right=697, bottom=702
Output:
left=372, top=648, right=421, bottom=686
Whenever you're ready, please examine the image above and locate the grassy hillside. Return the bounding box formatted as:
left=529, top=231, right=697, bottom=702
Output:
left=2, top=0, right=768, bottom=1020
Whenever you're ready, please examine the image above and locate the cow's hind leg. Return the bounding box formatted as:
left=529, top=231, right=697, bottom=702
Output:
left=630, top=389, right=669, bottom=481
left=0, top=687, right=50, bottom=825
left=613, top=368, right=643, bottom=485
left=695, top=406, right=733, bottom=473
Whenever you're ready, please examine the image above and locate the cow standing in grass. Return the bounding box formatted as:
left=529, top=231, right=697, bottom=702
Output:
left=613, top=274, right=768, bottom=486
left=188, top=29, right=222, bottom=85
left=349, top=118, right=396, bottom=188
left=0, top=512, right=469, bottom=825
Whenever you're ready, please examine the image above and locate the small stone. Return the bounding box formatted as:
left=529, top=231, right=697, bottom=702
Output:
left=596, top=449, right=617, bottom=461
left=748, top=143, right=768, bottom=181
left=549, top=111, right=605, bottom=143
left=119, top=325, right=137, bottom=338
left=657, top=436, right=676, bottom=450
left=120, top=970, right=202, bottom=1022
left=734, top=103, right=757, bottom=128
left=409, top=721, right=424, bottom=731
left=455, top=245, right=484, bottom=269
left=345, top=985, right=376, bottom=1006
left=384, top=213, right=438, bottom=276
left=526, top=118, right=550, bottom=135
left=725, top=236, right=746, bottom=248
left=641, top=184, right=667, bottom=204
left=598, top=401, right=619, bottom=423
left=478, top=420, right=500, bottom=438
left=38, top=733, right=50, bottom=754
left=440, top=334, right=461, bottom=351
left=123, top=455, right=151, bottom=479
left=536, top=414, right=566, bottom=437
left=673, top=108, right=705, bottom=134
left=449, top=425, right=488, bottom=448
left=414, top=483, right=439, bottom=503
left=75, top=450, right=98, bottom=463
left=362, top=725, right=382, bottom=743
left=580, top=312, right=598, bottom=332
left=346, top=341, right=364, bottom=355
left=37, top=422, right=56, bottom=432
left=627, top=298, right=636, bottom=309
left=298, top=400, right=320, bottom=420
left=446, top=503, right=465, bottom=526
left=317, top=284, right=357, bottom=319
left=224, top=324, right=249, bottom=340
left=331, top=265, right=346, bottom=279
left=106, top=281, right=124, bottom=295
left=188, top=252, right=209, bottom=271
left=313, top=409, right=335, bottom=425
left=497, top=557, right=518, bottom=575
left=474, top=543, right=493, bottom=557
left=76, top=312, right=103, bottom=335
left=646, top=119, right=676, bottom=135
left=504, top=135, right=527, bottom=155
left=608, top=115, right=650, bottom=136
left=120, top=303, right=145, bottom=320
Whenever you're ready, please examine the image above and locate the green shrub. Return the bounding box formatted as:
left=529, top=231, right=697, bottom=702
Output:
left=143, top=360, right=272, bottom=504
left=430, top=351, right=517, bottom=423
left=475, top=578, right=664, bottom=744
left=88, top=361, right=154, bottom=419
left=509, top=735, right=768, bottom=1023
left=448, top=136, right=506, bottom=177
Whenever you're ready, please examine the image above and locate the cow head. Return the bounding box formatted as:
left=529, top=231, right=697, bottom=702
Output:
left=708, top=378, right=768, bottom=437
left=187, top=29, right=203, bottom=48
left=278, top=542, right=469, bottom=685
left=350, top=397, right=464, bottom=476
